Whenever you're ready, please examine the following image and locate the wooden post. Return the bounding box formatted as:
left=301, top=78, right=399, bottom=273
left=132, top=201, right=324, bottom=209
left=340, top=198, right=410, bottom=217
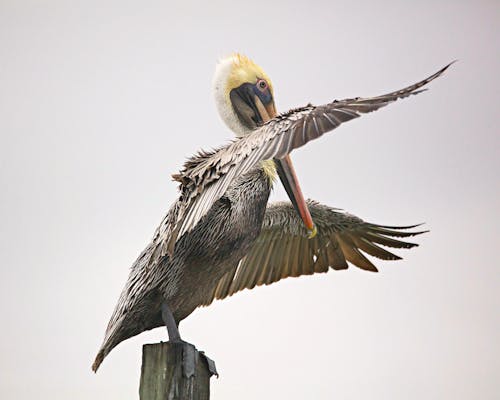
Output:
left=139, top=342, right=217, bottom=400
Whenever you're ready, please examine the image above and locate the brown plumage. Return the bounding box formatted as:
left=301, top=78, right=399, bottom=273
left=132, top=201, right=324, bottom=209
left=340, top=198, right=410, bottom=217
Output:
left=92, top=55, right=451, bottom=372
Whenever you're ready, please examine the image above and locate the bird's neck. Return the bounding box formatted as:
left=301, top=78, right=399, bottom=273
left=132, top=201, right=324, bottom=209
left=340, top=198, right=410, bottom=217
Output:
left=261, top=160, right=277, bottom=184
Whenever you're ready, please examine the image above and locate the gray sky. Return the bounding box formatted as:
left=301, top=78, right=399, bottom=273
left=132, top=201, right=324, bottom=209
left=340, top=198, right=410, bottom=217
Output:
left=0, top=1, right=498, bottom=399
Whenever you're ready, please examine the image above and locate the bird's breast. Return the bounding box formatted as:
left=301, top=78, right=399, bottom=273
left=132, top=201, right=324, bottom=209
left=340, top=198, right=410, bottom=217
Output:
left=167, top=167, right=273, bottom=319
left=186, top=167, right=271, bottom=263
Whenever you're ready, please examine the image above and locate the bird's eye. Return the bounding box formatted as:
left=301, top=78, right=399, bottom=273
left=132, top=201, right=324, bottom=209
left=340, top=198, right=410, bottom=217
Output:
left=257, top=80, right=268, bottom=91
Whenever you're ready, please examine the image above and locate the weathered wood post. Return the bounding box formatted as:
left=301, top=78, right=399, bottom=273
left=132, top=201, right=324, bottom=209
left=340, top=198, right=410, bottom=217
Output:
left=139, top=342, right=218, bottom=400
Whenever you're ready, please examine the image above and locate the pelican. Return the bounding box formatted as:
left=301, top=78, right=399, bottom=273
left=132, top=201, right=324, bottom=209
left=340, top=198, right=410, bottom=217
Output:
left=92, top=54, right=451, bottom=371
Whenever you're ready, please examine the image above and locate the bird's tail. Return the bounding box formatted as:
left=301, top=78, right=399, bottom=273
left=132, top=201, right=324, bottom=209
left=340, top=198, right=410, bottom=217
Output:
left=92, top=314, right=126, bottom=372
left=92, top=349, right=106, bottom=372
left=92, top=242, right=161, bottom=372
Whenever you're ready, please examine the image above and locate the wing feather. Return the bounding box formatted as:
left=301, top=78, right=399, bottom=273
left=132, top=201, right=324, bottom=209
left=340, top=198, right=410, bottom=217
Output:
left=164, top=63, right=451, bottom=255
left=337, top=235, right=378, bottom=272
left=351, top=235, right=402, bottom=260
left=326, top=238, right=349, bottom=271
left=201, top=200, right=427, bottom=305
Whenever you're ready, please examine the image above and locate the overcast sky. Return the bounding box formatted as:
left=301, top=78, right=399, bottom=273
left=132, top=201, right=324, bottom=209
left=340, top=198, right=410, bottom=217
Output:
left=0, top=1, right=498, bottom=399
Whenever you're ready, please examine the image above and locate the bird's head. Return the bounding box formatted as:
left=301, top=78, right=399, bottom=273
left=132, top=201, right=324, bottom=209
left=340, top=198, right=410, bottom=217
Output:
left=212, top=54, right=317, bottom=238
left=213, top=53, right=277, bottom=136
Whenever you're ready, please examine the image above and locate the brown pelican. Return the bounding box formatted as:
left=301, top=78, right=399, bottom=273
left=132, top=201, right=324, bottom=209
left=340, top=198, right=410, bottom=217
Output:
left=92, top=54, right=451, bottom=372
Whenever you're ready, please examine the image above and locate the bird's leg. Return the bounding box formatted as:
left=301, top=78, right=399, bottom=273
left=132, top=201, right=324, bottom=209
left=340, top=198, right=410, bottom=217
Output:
left=160, top=301, right=218, bottom=378
left=161, top=301, right=182, bottom=342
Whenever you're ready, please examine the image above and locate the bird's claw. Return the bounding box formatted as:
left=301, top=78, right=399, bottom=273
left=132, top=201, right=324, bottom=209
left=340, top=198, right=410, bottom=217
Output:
left=200, top=351, right=219, bottom=378
left=171, top=341, right=218, bottom=378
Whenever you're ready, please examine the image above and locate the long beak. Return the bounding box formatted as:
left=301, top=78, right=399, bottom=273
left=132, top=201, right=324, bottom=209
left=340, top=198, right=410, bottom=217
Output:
left=265, top=98, right=315, bottom=236
left=230, top=84, right=277, bottom=128
left=275, top=155, right=317, bottom=238
left=256, top=101, right=276, bottom=123
left=231, top=84, right=316, bottom=237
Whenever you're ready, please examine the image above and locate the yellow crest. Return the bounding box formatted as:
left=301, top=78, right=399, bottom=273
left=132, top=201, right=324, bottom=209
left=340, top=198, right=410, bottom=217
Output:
left=225, top=53, right=274, bottom=96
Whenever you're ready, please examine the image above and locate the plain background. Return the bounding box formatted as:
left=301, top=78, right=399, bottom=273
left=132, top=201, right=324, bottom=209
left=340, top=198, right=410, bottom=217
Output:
left=1, top=1, right=498, bottom=399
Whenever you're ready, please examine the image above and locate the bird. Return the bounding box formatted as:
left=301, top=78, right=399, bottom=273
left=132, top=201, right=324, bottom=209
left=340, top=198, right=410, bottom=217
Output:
left=92, top=54, right=451, bottom=372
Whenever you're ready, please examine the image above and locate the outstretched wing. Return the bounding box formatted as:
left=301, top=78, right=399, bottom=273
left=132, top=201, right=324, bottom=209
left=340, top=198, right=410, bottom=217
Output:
left=202, top=200, right=427, bottom=305
left=162, top=63, right=451, bottom=256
